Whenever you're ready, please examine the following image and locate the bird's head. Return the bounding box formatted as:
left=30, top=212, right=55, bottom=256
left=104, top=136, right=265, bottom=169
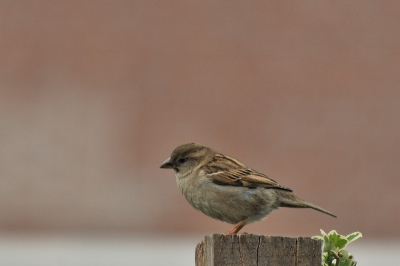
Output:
left=160, top=142, right=215, bottom=178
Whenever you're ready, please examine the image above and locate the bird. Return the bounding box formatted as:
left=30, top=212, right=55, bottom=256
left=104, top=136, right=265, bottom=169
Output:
left=160, top=142, right=336, bottom=234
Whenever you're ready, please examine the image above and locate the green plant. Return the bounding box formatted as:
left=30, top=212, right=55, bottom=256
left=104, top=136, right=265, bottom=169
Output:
left=312, top=229, right=362, bottom=266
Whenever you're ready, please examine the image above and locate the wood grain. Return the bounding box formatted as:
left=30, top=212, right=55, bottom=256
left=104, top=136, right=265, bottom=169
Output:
left=195, top=234, right=321, bottom=266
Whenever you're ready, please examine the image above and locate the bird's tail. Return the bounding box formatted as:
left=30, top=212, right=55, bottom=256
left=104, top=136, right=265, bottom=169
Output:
left=277, top=190, right=337, bottom=218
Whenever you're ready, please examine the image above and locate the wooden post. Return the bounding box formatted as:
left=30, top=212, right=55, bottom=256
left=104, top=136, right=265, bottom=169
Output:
left=195, top=234, right=322, bottom=266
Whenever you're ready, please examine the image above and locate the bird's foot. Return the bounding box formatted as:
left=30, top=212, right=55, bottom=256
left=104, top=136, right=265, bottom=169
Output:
left=224, top=219, right=247, bottom=235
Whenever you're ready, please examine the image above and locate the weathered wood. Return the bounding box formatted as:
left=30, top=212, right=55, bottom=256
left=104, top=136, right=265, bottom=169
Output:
left=257, top=236, right=297, bottom=266
left=195, top=234, right=321, bottom=266
left=296, top=237, right=322, bottom=266
left=195, top=239, right=205, bottom=266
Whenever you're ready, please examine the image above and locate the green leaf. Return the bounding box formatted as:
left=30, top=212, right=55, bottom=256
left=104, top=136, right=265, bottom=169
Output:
left=315, top=230, right=361, bottom=266
left=322, top=252, right=328, bottom=261
left=328, top=230, right=348, bottom=249
left=340, top=250, right=350, bottom=260
left=330, top=249, right=340, bottom=260
left=340, top=259, right=353, bottom=266
left=323, top=234, right=334, bottom=253
left=345, top=232, right=363, bottom=244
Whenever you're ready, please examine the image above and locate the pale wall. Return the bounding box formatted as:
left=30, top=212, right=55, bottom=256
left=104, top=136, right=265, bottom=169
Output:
left=0, top=1, right=399, bottom=238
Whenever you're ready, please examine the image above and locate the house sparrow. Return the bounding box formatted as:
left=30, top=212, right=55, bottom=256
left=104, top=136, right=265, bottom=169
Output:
left=160, top=143, right=336, bottom=234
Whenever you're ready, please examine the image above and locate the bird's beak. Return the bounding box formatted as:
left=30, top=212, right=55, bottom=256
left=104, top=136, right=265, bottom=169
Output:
left=160, top=157, right=174, bottom=169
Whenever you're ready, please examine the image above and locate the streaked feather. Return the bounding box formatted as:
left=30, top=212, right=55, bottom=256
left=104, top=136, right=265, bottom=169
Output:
left=203, top=153, right=292, bottom=191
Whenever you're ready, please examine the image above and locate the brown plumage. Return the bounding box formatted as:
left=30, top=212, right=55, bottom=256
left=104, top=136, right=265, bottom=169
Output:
left=161, top=142, right=336, bottom=234
left=204, top=153, right=292, bottom=190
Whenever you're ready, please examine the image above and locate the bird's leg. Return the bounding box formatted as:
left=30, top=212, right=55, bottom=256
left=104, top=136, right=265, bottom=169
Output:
left=224, top=219, right=247, bottom=234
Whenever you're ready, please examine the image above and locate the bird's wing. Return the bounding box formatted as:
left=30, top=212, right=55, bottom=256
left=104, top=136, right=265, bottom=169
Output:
left=202, top=153, right=292, bottom=191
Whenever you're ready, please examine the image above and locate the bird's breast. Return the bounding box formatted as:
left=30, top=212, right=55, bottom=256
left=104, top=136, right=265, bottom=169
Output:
left=175, top=171, right=279, bottom=224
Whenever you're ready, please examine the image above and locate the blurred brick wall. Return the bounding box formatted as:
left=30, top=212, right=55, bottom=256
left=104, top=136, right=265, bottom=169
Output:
left=0, top=1, right=399, bottom=237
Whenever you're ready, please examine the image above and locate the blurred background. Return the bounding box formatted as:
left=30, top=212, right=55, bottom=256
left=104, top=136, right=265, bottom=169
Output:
left=1, top=1, right=399, bottom=265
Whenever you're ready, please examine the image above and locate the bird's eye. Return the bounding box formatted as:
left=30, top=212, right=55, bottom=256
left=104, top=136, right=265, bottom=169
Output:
left=178, top=157, right=187, bottom=164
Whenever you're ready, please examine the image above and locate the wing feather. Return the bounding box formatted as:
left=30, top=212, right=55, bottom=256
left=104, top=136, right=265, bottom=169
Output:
left=202, top=153, right=292, bottom=191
